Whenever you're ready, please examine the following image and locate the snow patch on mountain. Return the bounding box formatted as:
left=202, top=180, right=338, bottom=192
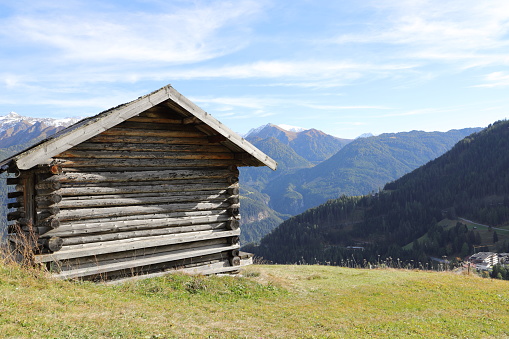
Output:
left=244, top=123, right=308, bottom=138
left=0, top=112, right=81, bottom=133
left=277, top=124, right=306, bottom=133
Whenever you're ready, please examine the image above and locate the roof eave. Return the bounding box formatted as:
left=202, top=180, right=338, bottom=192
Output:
left=2, top=85, right=277, bottom=171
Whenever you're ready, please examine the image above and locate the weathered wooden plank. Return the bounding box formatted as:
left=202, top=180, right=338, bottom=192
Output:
left=35, top=194, right=62, bottom=204
left=38, top=230, right=239, bottom=262
left=137, top=106, right=173, bottom=117
left=71, top=142, right=229, bottom=153
left=58, top=210, right=229, bottom=226
left=54, top=193, right=226, bottom=209
left=57, top=159, right=239, bottom=169
left=50, top=244, right=239, bottom=279
left=7, top=191, right=23, bottom=199
left=34, top=181, right=62, bottom=190
left=56, top=209, right=230, bottom=226
left=116, top=121, right=198, bottom=131
left=58, top=189, right=227, bottom=201
left=52, top=239, right=227, bottom=271
left=87, top=134, right=210, bottom=145
left=100, top=128, right=204, bottom=138
left=127, top=116, right=182, bottom=124
left=40, top=168, right=231, bottom=183
left=44, top=216, right=230, bottom=238
left=105, top=259, right=237, bottom=284
left=54, top=182, right=230, bottom=196
left=38, top=237, right=63, bottom=252
left=57, top=201, right=231, bottom=221
left=7, top=211, right=25, bottom=221
left=57, top=150, right=235, bottom=160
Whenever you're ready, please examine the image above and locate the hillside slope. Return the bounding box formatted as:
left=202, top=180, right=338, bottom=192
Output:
left=251, top=121, right=509, bottom=264
left=264, top=128, right=480, bottom=215
left=1, top=263, right=508, bottom=338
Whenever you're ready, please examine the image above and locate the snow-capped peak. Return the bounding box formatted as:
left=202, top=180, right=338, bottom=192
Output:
left=277, top=124, right=306, bottom=133
left=356, top=133, right=375, bottom=139
left=0, top=112, right=82, bottom=134
left=244, top=123, right=308, bottom=138
left=244, top=123, right=271, bottom=138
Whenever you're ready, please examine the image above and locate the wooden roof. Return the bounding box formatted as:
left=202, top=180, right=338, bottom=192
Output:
left=0, top=85, right=277, bottom=171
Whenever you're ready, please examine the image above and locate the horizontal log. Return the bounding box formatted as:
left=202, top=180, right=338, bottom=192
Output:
left=8, top=211, right=25, bottom=221
left=56, top=209, right=230, bottom=226
left=38, top=229, right=239, bottom=262
left=7, top=178, right=21, bottom=185
left=58, top=150, right=234, bottom=160
left=50, top=244, right=240, bottom=279
left=54, top=241, right=228, bottom=274
left=36, top=206, right=60, bottom=215
left=58, top=177, right=238, bottom=189
left=127, top=116, right=182, bottom=124
left=45, top=214, right=231, bottom=237
left=35, top=181, right=62, bottom=190
left=39, top=168, right=231, bottom=183
left=100, top=128, right=205, bottom=138
left=138, top=107, right=173, bottom=118
left=8, top=191, right=23, bottom=199
left=35, top=194, right=62, bottom=204
left=57, top=201, right=230, bottom=221
left=227, top=176, right=239, bottom=185
left=87, top=134, right=211, bottom=145
left=58, top=189, right=227, bottom=201
left=230, top=256, right=241, bottom=266
left=227, top=187, right=239, bottom=195
left=60, top=222, right=229, bottom=246
left=71, top=142, right=229, bottom=153
left=52, top=220, right=229, bottom=241
left=8, top=202, right=22, bottom=209
left=229, top=236, right=240, bottom=245
left=228, top=196, right=240, bottom=204
left=117, top=121, right=198, bottom=131
left=37, top=216, right=60, bottom=229
left=228, top=206, right=240, bottom=217
left=38, top=237, right=63, bottom=252
left=226, top=220, right=239, bottom=230
left=54, top=182, right=230, bottom=196
left=54, top=193, right=226, bottom=209
left=33, top=165, right=62, bottom=175
left=57, top=158, right=239, bottom=169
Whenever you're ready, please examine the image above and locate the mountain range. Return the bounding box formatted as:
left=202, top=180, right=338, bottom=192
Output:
left=0, top=113, right=484, bottom=250
left=248, top=120, right=509, bottom=265
left=239, top=124, right=480, bottom=244
left=0, top=112, right=81, bottom=155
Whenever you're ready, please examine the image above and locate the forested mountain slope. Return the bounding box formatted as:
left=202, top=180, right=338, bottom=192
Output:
left=264, top=128, right=480, bottom=215
left=249, top=121, right=509, bottom=264
left=239, top=124, right=352, bottom=244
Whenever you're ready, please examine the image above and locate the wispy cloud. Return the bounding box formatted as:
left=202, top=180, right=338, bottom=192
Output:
left=333, top=0, right=509, bottom=68
left=473, top=72, right=509, bottom=88
left=305, top=104, right=390, bottom=110
left=1, top=0, right=263, bottom=64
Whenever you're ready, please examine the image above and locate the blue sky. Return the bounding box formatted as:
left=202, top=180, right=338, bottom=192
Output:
left=1, top=0, right=509, bottom=138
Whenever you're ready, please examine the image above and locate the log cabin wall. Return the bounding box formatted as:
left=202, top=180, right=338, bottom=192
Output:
left=6, top=104, right=247, bottom=280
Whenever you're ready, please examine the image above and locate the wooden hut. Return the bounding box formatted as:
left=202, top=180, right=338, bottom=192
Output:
left=0, top=85, right=276, bottom=280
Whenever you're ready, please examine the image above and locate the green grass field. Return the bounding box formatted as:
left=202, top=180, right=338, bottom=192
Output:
left=1, top=262, right=509, bottom=338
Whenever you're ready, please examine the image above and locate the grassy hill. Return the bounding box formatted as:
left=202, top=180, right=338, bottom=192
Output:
left=1, top=262, right=509, bottom=338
